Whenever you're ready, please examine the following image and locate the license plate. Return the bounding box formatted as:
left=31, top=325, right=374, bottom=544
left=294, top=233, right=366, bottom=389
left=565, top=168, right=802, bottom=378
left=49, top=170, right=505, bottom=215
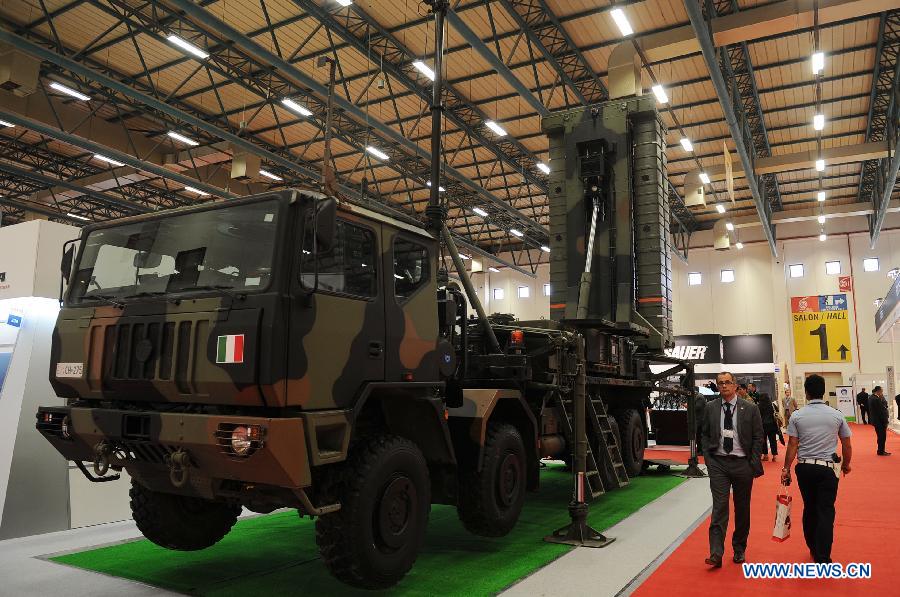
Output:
left=56, top=362, right=84, bottom=378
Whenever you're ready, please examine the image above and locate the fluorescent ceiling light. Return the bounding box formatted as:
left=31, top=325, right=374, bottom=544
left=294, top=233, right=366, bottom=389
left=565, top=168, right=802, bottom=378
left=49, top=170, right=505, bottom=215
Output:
left=813, top=113, right=825, bottom=130
left=540, top=245, right=551, bottom=253
left=184, top=186, right=210, bottom=196
left=166, top=35, right=209, bottom=59
left=485, top=120, right=507, bottom=136
left=819, top=233, right=827, bottom=242
left=335, top=0, right=353, bottom=5
left=489, top=267, right=500, bottom=273
left=412, top=60, right=435, bottom=81
left=725, top=221, right=734, bottom=231
left=0, top=120, right=13, bottom=128
left=472, top=207, right=488, bottom=217
left=680, top=137, right=693, bottom=152
left=167, top=130, right=199, bottom=146
left=67, top=212, right=90, bottom=221
left=610, top=8, right=634, bottom=36
left=281, top=98, right=313, bottom=117
left=818, top=215, right=826, bottom=224
left=93, top=154, right=125, bottom=167
left=651, top=84, right=668, bottom=104
left=716, top=204, right=725, bottom=214
left=510, top=228, right=524, bottom=237
left=536, top=162, right=551, bottom=175
left=259, top=169, right=282, bottom=181
left=49, top=81, right=90, bottom=101
left=815, top=159, right=825, bottom=171
left=736, top=242, right=744, bottom=250
left=817, top=191, right=826, bottom=202
left=426, top=181, right=446, bottom=191
left=459, top=254, right=471, bottom=260
left=365, top=146, right=389, bottom=160
left=812, top=52, right=825, bottom=75
left=699, top=172, right=710, bottom=184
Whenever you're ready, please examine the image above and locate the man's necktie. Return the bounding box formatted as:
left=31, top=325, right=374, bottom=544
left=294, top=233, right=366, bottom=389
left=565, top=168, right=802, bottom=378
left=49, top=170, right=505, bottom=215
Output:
left=723, top=402, right=734, bottom=453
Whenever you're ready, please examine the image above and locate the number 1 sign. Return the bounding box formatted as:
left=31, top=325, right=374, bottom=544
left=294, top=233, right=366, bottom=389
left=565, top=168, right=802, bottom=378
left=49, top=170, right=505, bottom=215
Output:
left=790, top=295, right=853, bottom=363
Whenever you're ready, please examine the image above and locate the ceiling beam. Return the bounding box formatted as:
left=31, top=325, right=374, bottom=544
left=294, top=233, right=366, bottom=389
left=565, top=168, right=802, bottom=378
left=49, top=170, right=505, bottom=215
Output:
left=684, top=0, right=776, bottom=256
left=641, top=0, right=894, bottom=63
left=731, top=199, right=900, bottom=229
left=444, top=8, right=549, bottom=117
left=153, top=0, right=548, bottom=248
left=689, top=141, right=893, bottom=182
left=493, top=0, right=607, bottom=105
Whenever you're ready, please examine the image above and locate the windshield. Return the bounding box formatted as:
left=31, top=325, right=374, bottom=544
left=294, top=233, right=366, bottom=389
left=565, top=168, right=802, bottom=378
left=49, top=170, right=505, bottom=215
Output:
left=69, top=199, right=280, bottom=304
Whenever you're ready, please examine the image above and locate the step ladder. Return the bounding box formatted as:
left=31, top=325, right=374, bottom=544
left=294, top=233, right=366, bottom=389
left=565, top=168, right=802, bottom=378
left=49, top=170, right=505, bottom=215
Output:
left=556, top=394, right=629, bottom=498
left=587, top=398, right=630, bottom=490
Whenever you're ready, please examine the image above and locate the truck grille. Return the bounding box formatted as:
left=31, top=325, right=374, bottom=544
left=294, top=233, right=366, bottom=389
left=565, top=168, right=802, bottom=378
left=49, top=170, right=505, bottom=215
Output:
left=100, top=321, right=194, bottom=385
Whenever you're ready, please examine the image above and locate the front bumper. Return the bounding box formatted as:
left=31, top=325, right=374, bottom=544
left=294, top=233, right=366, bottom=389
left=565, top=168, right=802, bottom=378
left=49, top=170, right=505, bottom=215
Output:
left=36, top=406, right=312, bottom=492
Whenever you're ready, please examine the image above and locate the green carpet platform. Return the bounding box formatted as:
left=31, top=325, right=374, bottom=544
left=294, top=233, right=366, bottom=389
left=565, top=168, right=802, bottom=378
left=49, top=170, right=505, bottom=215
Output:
left=51, top=463, right=683, bottom=596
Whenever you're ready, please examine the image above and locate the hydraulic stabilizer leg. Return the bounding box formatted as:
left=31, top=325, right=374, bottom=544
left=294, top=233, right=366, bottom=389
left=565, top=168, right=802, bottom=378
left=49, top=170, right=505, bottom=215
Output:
left=545, top=334, right=614, bottom=548
left=576, top=198, right=600, bottom=319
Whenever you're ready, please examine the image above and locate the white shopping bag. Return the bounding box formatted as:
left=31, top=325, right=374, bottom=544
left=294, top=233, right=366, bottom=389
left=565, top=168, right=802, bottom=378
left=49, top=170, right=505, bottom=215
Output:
left=772, top=484, right=792, bottom=542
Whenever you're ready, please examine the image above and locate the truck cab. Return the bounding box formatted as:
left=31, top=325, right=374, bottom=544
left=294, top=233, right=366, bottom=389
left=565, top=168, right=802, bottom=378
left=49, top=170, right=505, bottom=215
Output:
left=36, top=189, right=536, bottom=590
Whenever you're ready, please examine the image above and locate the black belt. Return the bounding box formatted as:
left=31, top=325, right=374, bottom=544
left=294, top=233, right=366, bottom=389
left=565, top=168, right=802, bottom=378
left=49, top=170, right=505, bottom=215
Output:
left=712, top=454, right=745, bottom=460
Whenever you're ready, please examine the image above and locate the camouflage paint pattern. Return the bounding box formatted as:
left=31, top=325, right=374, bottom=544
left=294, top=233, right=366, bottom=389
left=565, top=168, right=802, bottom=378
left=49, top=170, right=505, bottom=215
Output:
left=37, top=190, right=448, bottom=502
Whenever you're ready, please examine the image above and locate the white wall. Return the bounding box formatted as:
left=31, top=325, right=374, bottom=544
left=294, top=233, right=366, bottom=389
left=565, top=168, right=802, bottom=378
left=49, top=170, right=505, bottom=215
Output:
left=673, top=212, right=900, bottom=403
left=451, top=262, right=551, bottom=322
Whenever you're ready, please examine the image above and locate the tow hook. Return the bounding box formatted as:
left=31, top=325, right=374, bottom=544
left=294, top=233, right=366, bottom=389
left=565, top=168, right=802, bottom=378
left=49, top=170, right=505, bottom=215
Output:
left=167, top=449, right=191, bottom=488
left=93, top=441, right=113, bottom=476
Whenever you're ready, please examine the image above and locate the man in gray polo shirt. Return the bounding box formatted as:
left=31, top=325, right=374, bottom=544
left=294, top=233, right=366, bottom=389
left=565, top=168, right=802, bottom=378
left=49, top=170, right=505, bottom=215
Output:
left=781, top=374, right=852, bottom=563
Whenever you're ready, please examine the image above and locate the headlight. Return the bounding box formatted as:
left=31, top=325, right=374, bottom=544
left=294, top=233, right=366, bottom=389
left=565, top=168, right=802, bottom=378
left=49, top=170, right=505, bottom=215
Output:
left=230, top=425, right=261, bottom=457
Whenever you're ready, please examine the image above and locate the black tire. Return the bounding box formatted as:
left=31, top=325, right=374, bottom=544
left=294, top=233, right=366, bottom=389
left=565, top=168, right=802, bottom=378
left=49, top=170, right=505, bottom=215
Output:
left=457, top=423, right=527, bottom=537
left=129, top=480, right=240, bottom=551
left=316, top=435, right=430, bottom=590
left=616, top=409, right=646, bottom=477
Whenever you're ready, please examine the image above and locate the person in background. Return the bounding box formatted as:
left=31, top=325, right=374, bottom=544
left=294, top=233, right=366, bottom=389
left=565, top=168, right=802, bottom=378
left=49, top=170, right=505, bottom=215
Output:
left=757, top=393, right=780, bottom=461
left=748, top=383, right=761, bottom=404
left=783, top=388, right=799, bottom=427
left=856, top=388, right=870, bottom=425
left=737, top=384, right=749, bottom=400
left=782, top=374, right=852, bottom=564
left=895, top=393, right=900, bottom=422
left=701, top=371, right=764, bottom=567
left=868, top=386, right=891, bottom=456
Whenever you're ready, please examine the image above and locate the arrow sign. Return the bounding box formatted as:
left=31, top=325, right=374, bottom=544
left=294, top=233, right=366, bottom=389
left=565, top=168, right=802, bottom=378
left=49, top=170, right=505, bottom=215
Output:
left=838, top=344, right=850, bottom=360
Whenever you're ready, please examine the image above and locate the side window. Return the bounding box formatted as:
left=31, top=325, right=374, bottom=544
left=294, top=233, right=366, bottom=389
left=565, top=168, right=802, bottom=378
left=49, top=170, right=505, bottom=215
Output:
left=393, top=238, right=429, bottom=300
left=301, top=219, right=377, bottom=298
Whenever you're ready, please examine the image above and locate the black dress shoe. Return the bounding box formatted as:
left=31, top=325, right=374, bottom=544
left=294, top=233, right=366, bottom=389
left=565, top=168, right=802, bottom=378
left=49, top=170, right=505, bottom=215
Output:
left=733, top=553, right=746, bottom=563
left=705, top=553, right=723, bottom=568
left=877, top=451, right=892, bottom=456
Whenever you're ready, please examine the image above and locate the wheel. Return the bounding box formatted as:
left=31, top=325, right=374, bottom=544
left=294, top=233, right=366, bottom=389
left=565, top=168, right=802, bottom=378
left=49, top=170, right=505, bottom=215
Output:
left=616, top=409, right=646, bottom=477
left=315, top=435, right=430, bottom=589
left=457, top=423, right=527, bottom=537
left=129, top=480, right=240, bottom=551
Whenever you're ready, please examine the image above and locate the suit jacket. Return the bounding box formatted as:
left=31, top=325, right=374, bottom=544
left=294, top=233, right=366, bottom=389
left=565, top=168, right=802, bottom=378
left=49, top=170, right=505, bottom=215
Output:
left=702, top=396, right=765, bottom=477
left=869, top=394, right=889, bottom=427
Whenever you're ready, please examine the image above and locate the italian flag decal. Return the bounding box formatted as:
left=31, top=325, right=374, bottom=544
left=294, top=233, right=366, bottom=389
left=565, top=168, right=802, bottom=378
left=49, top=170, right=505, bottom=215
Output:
left=216, top=334, right=245, bottom=364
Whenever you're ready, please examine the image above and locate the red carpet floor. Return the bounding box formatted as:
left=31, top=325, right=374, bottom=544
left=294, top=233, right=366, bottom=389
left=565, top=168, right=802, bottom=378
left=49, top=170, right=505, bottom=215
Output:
left=636, top=424, right=899, bottom=595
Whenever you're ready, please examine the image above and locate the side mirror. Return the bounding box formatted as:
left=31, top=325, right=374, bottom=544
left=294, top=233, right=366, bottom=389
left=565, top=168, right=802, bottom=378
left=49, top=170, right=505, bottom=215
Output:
left=61, top=244, right=75, bottom=281
left=315, top=198, right=337, bottom=252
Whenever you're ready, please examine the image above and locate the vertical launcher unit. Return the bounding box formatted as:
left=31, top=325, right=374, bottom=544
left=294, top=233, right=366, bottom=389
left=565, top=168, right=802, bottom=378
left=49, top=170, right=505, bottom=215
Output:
left=543, top=95, right=673, bottom=352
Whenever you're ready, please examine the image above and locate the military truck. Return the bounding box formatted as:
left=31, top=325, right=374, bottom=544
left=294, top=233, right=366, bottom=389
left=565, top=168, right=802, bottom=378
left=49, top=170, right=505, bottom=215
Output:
left=35, top=92, right=693, bottom=588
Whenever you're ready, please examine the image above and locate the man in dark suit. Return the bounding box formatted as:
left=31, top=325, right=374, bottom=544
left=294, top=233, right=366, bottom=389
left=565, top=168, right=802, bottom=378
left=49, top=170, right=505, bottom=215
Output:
left=856, top=388, right=869, bottom=424
left=868, top=386, right=890, bottom=455
left=702, top=371, right=764, bottom=567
